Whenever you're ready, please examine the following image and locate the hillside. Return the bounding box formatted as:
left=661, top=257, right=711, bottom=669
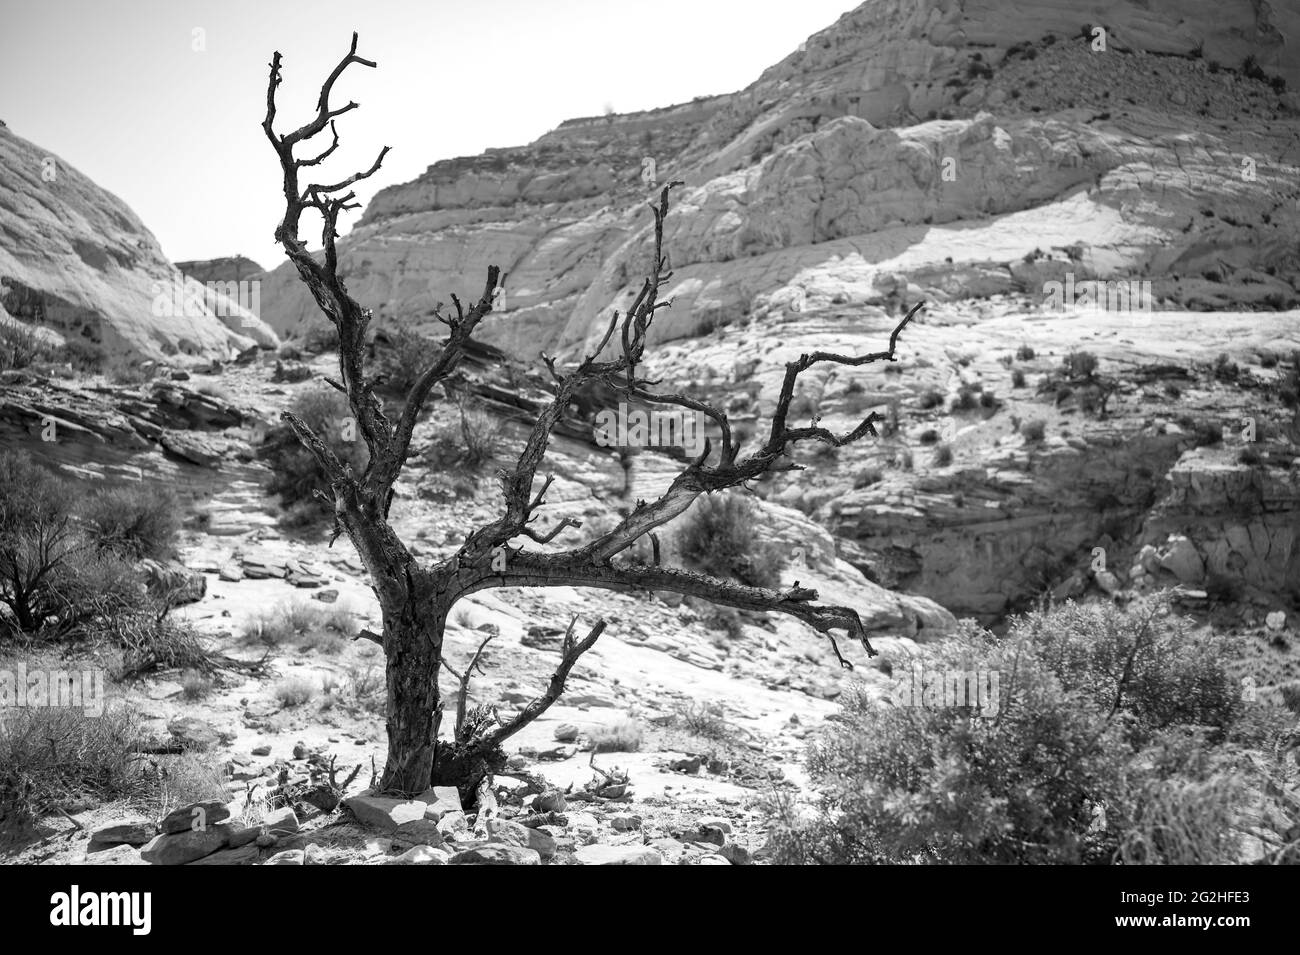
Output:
left=0, top=127, right=277, bottom=361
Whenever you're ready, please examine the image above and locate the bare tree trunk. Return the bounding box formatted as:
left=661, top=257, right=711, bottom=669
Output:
left=377, top=598, right=446, bottom=796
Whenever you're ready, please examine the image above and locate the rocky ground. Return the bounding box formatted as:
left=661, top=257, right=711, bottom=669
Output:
left=4, top=284, right=1298, bottom=864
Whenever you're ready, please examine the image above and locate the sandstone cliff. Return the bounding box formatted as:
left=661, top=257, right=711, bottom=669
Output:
left=0, top=126, right=278, bottom=361
left=255, top=0, right=1298, bottom=359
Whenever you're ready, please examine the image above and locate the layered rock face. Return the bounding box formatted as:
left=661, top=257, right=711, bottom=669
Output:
left=0, top=126, right=278, bottom=361
left=246, top=0, right=1299, bottom=623
left=175, top=256, right=267, bottom=286
left=256, top=0, right=1298, bottom=360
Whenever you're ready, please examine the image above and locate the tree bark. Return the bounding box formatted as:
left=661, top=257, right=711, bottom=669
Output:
left=377, top=595, right=446, bottom=796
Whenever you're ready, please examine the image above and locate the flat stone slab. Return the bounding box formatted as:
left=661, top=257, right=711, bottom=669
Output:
left=344, top=790, right=429, bottom=832
left=574, top=844, right=663, bottom=865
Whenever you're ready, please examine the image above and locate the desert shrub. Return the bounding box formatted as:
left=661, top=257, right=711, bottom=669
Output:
left=0, top=322, right=55, bottom=371
left=1213, top=352, right=1240, bottom=382
left=55, top=337, right=104, bottom=373
left=1063, top=350, right=1098, bottom=379
left=1020, top=418, right=1046, bottom=442
left=676, top=493, right=783, bottom=588
left=917, top=389, right=944, bottom=410
left=701, top=605, right=745, bottom=642
left=102, top=609, right=214, bottom=679
left=0, top=458, right=147, bottom=639
left=0, top=454, right=208, bottom=661
left=1278, top=367, right=1300, bottom=409
left=806, top=439, right=839, bottom=460
left=427, top=397, right=502, bottom=472
left=788, top=392, right=818, bottom=419
left=853, top=468, right=883, bottom=490
left=180, top=669, right=215, bottom=700
left=676, top=701, right=731, bottom=741
left=1114, top=762, right=1249, bottom=865
left=373, top=327, right=439, bottom=394
left=1179, top=416, right=1223, bottom=447
left=769, top=642, right=1132, bottom=864
left=0, top=704, right=145, bottom=836
left=1241, top=54, right=1266, bottom=82
left=78, top=483, right=181, bottom=560
left=243, top=600, right=351, bottom=649
left=300, top=323, right=339, bottom=355
left=589, top=717, right=643, bottom=753
left=1011, top=369, right=1026, bottom=388
left=952, top=384, right=981, bottom=411
left=275, top=676, right=316, bottom=707
left=261, top=384, right=369, bottom=520
left=933, top=443, right=953, bottom=466
left=1015, top=344, right=1036, bottom=361
left=1238, top=446, right=1262, bottom=466
left=919, top=428, right=939, bottom=445
left=346, top=661, right=385, bottom=712
left=1020, top=600, right=1242, bottom=743
left=154, top=751, right=229, bottom=814
left=768, top=600, right=1281, bottom=865
left=277, top=343, right=303, bottom=362
left=105, top=360, right=156, bottom=385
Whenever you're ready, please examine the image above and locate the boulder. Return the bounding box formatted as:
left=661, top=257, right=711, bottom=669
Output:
left=416, top=785, right=463, bottom=821
left=552, top=723, right=580, bottom=742
left=531, top=789, right=567, bottom=813
left=262, top=806, right=299, bottom=837
left=436, top=811, right=469, bottom=837
left=485, top=818, right=556, bottom=859
left=88, top=821, right=154, bottom=849
left=1159, top=535, right=1205, bottom=584
left=140, top=825, right=232, bottom=865
left=262, top=849, right=305, bottom=865
left=167, top=717, right=222, bottom=751
left=574, top=844, right=663, bottom=865
left=82, top=843, right=149, bottom=865
left=187, top=843, right=261, bottom=865
left=449, top=844, right=541, bottom=865
left=394, top=819, right=445, bottom=847
left=718, top=842, right=751, bottom=865
left=140, top=559, right=206, bottom=605
left=384, top=845, right=450, bottom=865
left=345, top=790, right=429, bottom=832
left=160, top=801, right=230, bottom=835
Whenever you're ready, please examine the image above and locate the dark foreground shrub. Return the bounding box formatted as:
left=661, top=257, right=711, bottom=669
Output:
left=0, top=704, right=145, bottom=840
left=0, top=452, right=147, bottom=639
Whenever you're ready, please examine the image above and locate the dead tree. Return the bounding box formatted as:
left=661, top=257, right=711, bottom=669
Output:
left=263, top=34, right=921, bottom=797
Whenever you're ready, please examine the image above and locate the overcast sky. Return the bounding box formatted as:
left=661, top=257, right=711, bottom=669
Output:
left=0, top=0, right=854, bottom=270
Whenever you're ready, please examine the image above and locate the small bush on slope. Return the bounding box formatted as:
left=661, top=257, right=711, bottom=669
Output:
left=79, top=483, right=181, bottom=560
left=676, top=493, right=783, bottom=589
left=260, top=385, right=369, bottom=523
